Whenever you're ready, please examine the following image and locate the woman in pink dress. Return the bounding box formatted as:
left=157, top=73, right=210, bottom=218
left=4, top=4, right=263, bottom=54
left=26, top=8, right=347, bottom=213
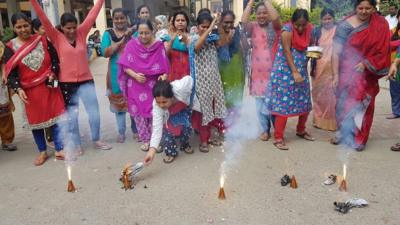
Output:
left=242, top=0, right=281, bottom=141
left=118, top=20, right=169, bottom=151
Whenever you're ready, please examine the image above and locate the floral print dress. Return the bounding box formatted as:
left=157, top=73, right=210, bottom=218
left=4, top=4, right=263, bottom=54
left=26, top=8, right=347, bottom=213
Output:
left=265, top=24, right=312, bottom=116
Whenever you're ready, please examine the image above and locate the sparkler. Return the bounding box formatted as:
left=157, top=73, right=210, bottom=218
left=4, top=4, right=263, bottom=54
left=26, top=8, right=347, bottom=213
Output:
left=218, top=174, right=226, bottom=200
left=339, top=164, right=347, bottom=192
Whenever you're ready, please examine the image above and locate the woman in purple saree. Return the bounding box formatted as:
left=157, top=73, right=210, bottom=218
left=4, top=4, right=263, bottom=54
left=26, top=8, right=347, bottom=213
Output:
left=118, top=20, right=169, bottom=151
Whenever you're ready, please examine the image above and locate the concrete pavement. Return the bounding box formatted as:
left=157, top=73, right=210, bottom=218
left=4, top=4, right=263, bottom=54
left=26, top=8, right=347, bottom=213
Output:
left=0, top=57, right=399, bottom=225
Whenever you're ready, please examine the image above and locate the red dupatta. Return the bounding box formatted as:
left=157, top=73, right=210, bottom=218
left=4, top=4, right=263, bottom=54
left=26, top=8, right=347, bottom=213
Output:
left=291, top=22, right=313, bottom=51
left=5, top=35, right=52, bottom=88
left=347, top=13, right=391, bottom=76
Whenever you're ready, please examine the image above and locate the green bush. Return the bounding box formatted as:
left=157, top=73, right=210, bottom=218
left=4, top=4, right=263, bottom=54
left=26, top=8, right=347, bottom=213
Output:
left=1, top=27, right=15, bottom=43
left=249, top=1, right=322, bottom=25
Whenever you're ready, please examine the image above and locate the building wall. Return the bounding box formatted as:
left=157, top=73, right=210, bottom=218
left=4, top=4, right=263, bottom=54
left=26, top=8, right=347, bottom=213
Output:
left=273, top=0, right=311, bottom=9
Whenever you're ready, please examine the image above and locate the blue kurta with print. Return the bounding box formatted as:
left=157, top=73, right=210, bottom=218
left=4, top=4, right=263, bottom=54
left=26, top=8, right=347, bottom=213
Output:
left=264, top=24, right=312, bottom=116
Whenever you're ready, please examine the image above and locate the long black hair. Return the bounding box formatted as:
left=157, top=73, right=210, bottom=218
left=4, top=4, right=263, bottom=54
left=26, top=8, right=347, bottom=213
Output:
left=172, top=11, right=190, bottom=32
left=291, top=8, right=309, bottom=22
left=196, top=12, right=213, bottom=25
left=153, top=80, right=173, bottom=98
left=136, top=5, right=150, bottom=17
left=137, top=19, right=154, bottom=32
left=11, top=12, right=30, bottom=26
left=112, top=8, right=128, bottom=18
left=354, top=0, right=377, bottom=8
left=60, top=13, right=77, bottom=26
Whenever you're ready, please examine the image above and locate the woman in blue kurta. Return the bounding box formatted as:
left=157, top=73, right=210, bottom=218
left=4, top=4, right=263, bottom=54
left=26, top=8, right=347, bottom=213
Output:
left=101, top=8, right=137, bottom=143
left=264, top=9, right=314, bottom=150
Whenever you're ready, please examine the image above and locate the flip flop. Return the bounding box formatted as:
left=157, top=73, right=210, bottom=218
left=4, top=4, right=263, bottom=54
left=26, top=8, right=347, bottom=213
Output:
left=296, top=132, right=315, bottom=141
left=199, top=144, right=209, bottom=153
left=140, top=143, right=149, bottom=152
left=273, top=140, right=289, bottom=150
left=181, top=145, right=194, bottom=154
left=55, top=154, right=65, bottom=161
left=323, top=174, right=337, bottom=185
left=209, top=139, right=222, bottom=146
left=34, top=153, right=48, bottom=166
left=330, top=137, right=340, bottom=145
left=163, top=155, right=175, bottom=164
left=386, top=115, right=400, bottom=119
left=94, top=142, right=112, bottom=150
left=259, top=132, right=271, bottom=141
left=391, top=143, right=400, bottom=151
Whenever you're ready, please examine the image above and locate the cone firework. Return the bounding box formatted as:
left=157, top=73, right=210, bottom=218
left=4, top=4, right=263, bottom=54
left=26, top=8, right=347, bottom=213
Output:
left=290, top=175, right=298, bottom=189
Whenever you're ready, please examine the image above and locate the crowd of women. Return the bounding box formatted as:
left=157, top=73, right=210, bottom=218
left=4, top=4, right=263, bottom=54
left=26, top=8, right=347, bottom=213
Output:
left=0, top=0, right=397, bottom=167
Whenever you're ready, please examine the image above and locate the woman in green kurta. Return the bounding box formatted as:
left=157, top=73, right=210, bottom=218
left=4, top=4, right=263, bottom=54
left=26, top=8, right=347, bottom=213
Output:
left=101, top=8, right=137, bottom=143
left=217, top=10, right=245, bottom=126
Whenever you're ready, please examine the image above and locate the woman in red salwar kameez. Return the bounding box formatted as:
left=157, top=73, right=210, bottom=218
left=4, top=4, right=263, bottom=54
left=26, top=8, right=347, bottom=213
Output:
left=331, top=0, right=391, bottom=151
left=5, top=13, right=65, bottom=165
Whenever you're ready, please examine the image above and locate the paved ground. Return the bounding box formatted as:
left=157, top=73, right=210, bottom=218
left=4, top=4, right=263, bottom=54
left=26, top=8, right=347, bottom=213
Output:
left=1, top=58, right=400, bottom=225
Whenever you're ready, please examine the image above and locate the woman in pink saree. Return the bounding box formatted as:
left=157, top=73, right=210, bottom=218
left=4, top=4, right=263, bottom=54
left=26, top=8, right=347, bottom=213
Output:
left=311, top=8, right=337, bottom=131
left=118, top=20, right=169, bottom=151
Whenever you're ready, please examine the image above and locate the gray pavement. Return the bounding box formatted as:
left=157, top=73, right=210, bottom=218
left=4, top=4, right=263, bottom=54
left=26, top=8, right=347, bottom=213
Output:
left=0, top=57, right=399, bottom=225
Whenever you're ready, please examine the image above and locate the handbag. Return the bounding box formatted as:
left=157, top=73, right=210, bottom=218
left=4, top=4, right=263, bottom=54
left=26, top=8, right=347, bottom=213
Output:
left=0, top=84, right=10, bottom=117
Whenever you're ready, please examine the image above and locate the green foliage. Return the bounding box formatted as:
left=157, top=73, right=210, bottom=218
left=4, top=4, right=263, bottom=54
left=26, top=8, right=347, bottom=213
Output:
left=1, top=27, right=15, bottom=43
left=380, top=0, right=399, bottom=15
left=315, top=0, right=354, bottom=19
left=249, top=1, right=322, bottom=25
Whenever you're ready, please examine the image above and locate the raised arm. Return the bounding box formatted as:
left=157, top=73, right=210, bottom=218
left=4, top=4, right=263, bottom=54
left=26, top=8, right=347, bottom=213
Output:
left=78, top=0, right=105, bottom=36
left=264, top=0, right=279, bottom=22
left=29, top=0, right=59, bottom=42
left=195, top=18, right=217, bottom=52
left=242, top=0, right=255, bottom=24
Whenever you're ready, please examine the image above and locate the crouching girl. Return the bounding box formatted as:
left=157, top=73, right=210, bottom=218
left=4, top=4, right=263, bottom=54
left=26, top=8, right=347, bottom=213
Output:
left=144, top=76, right=194, bottom=164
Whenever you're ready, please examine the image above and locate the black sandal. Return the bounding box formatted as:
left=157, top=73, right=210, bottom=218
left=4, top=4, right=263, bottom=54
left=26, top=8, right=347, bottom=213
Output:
left=391, top=143, right=400, bottom=151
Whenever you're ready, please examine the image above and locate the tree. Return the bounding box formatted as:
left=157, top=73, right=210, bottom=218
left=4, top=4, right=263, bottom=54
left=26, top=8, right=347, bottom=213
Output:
left=315, top=0, right=355, bottom=19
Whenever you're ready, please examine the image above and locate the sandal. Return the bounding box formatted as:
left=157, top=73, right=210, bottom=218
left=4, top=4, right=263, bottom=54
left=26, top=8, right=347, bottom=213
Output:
left=1, top=143, right=17, bottom=151
left=391, top=143, right=400, bottom=151
left=94, top=141, right=112, bottom=150
left=273, top=140, right=289, bottom=150
left=199, top=143, right=209, bottom=153
left=140, top=143, right=149, bottom=152
left=163, top=155, right=175, bottom=164
left=34, top=153, right=48, bottom=166
left=296, top=132, right=315, bottom=141
left=330, top=137, right=340, bottom=145
left=354, top=144, right=365, bottom=152
left=259, top=132, right=270, bottom=141
left=55, top=151, right=65, bottom=161
left=323, top=174, right=337, bottom=185
left=181, top=145, right=194, bottom=154
left=117, top=135, right=126, bottom=143
left=209, top=139, right=222, bottom=146
left=156, top=146, right=163, bottom=153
